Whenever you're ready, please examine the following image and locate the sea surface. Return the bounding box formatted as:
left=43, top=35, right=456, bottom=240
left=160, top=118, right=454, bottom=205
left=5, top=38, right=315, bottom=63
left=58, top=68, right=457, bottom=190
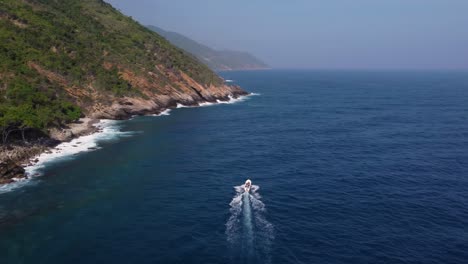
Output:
left=1, top=70, right=468, bottom=264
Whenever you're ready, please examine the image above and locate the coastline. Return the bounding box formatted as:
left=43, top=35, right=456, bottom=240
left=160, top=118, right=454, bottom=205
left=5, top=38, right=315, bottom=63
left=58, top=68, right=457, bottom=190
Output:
left=0, top=91, right=251, bottom=190
left=0, top=118, right=101, bottom=185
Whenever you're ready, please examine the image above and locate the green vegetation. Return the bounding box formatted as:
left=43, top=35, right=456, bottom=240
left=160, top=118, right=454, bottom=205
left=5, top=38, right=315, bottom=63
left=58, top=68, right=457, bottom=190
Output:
left=148, top=26, right=269, bottom=71
left=0, top=0, right=223, bottom=144
left=0, top=77, right=81, bottom=143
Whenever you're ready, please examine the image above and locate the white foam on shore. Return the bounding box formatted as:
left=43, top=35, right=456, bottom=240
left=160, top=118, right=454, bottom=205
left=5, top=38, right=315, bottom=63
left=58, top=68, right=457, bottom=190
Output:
left=0, top=120, right=134, bottom=194
left=178, top=93, right=255, bottom=108
left=24, top=120, right=135, bottom=177
left=0, top=93, right=258, bottom=194
left=151, top=109, right=171, bottom=116
left=176, top=103, right=191, bottom=109
left=198, top=101, right=217, bottom=107
left=0, top=177, right=38, bottom=194
left=215, top=95, right=246, bottom=105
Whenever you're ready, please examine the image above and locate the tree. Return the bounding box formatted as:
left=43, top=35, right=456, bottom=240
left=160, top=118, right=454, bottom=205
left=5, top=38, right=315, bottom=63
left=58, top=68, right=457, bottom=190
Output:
left=0, top=107, right=21, bottom=144
left=16, top=103, right=38, bottom=143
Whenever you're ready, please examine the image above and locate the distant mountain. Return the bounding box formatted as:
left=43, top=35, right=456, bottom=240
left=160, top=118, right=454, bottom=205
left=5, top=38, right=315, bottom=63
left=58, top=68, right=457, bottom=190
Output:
left=148, top=26, right=269, bottom=71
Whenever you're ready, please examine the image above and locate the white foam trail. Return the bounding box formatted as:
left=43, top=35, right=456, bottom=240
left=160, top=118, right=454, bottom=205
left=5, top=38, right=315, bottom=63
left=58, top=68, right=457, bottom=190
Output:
left=251, top=194, right=274, bottom=264
left=0, top=120, right=135, bottom=194
left=226, top=190, right=243, bottom=244
left=225, top=79, right=234, bottom=83
left=226, top=183, right=274, bottom=262
left=242, top=192, right=254, bottom=259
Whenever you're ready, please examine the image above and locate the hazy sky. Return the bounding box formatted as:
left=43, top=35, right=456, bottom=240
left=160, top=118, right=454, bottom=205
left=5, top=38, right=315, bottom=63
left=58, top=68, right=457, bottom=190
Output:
left=106, top=0, right=468, bottom=70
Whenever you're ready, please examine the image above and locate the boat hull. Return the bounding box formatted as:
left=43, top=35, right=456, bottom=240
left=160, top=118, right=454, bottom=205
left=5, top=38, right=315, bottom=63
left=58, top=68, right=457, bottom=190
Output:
left=244, top=179, right=252, bottom=193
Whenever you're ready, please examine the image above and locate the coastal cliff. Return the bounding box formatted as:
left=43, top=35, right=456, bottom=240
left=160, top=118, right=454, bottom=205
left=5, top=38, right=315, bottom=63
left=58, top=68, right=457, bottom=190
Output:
left=0, top=0, right=248, bottom=183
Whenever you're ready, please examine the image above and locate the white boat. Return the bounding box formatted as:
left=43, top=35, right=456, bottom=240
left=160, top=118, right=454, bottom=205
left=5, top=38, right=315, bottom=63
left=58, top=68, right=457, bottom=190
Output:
left=244, top=179, right=252, bottom=193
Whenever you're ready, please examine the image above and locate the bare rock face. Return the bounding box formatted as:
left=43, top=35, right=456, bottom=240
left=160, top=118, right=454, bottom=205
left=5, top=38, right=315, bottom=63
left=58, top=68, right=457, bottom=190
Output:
left=91, top=97, right=161, bottom=120
left=89, top=84, right=248, bottom=120
left=49, top=118, right=99, bottom=141
left=0, top=144, right=49, bottom=183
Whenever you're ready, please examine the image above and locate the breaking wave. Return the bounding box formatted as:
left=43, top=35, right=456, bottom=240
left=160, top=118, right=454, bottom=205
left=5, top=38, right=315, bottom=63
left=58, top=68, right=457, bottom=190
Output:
left=226, top=183, right=274, bottom=263
left=177, top=93, right=256, bottom=108
left=151, top=109, right=171, bottom=116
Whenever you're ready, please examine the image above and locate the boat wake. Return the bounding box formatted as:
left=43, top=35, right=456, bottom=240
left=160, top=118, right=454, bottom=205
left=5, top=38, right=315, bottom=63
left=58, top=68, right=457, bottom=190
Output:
left=226, top=183, right=274, bottom=263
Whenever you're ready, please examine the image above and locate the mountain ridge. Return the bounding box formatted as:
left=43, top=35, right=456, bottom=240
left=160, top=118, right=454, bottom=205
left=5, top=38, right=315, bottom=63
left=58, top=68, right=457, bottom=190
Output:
left=148, top=25, right=269, bottom=71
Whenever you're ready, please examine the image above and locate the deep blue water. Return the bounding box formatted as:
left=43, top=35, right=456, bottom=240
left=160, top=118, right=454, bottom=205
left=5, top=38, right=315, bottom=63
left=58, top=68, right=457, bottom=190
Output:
left=1, top=70, right=468, bottom=264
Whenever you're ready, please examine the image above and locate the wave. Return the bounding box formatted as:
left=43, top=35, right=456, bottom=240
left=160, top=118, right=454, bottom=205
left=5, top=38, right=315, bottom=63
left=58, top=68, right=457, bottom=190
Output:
left=178, top=93, right=255, bottom=108
left=151, top=109, right=171, bottom=116
left=226, top=183, right=274, bottom=263
left=0, top=177, right=39, bottom=194
left=25, top=120, right=136, bottom=177
left=0, top=120, right=135, bottom=194
left=215, top=95, right=246, bottom=105
left=176, top=103, right=191, bottom=109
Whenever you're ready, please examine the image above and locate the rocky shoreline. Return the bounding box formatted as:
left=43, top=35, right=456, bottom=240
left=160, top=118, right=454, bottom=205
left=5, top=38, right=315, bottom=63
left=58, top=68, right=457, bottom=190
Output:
left=0, top=88, right=249, bottom=185
left=0, top=118, right=99, bottom=185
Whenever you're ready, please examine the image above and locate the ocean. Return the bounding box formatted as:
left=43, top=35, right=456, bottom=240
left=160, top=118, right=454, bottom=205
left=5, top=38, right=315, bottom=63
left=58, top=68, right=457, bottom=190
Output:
left=1, top=70, right=468, bottom=263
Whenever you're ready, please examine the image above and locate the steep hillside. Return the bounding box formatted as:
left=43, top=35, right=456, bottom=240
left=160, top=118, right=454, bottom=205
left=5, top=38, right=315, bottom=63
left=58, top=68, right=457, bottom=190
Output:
left=148, top=26, right=269, bottom=71
left=0, top=0, right=248, bottom=182
left=0, top=0, right=246, bottom=138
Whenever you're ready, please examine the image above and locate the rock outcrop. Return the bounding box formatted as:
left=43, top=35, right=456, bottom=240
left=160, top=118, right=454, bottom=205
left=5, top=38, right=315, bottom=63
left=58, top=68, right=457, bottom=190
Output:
left=90, top=84, right=247, bottom=120
left=0, top=160, right=26, bottom=184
